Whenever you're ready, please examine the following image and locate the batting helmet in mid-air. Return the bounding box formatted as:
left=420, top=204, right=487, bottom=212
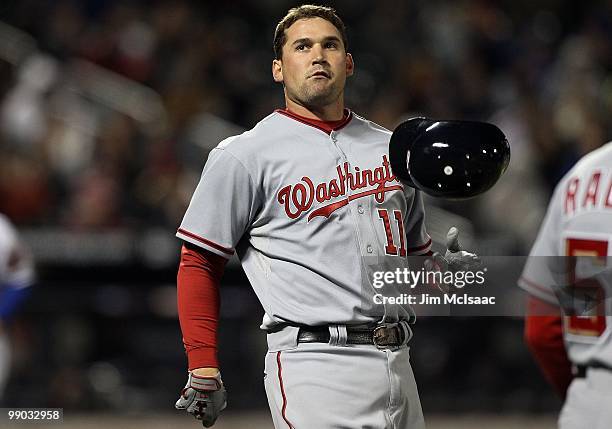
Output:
left=389, top=118, right=510, bottom=199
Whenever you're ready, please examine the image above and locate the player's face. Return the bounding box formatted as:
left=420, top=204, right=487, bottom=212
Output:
left=273, top=17, right=354, bottom=110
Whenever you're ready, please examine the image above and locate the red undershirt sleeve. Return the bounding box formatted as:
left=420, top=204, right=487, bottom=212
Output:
left=177, top=242, right=228, bottom=370
left=524, top=295, right=573, bottom=398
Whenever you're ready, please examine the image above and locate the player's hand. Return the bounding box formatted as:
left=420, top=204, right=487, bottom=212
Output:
left=443, top=227, right=480, bottom=271
left=175, top=370, right=227, bottom=427
left=423, top=227, right=480, bottom=292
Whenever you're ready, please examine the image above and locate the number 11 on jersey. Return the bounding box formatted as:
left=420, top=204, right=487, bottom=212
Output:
left=377, top=209, right=406, bottom=257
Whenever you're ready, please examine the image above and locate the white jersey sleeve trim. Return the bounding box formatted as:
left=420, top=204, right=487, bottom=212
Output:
left=176, top=228, right=235, bottom=259
left=518, top=275, right=558, bottom=305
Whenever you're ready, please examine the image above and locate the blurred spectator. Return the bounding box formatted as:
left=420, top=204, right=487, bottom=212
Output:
left=0, top=213, right=35, bottom=403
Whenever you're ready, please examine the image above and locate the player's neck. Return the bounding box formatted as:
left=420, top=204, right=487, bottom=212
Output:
left=284, top=97, right=345, bottom=122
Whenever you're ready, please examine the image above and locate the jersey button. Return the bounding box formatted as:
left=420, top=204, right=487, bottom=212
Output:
left=357, top=205, right=364, bottom=214
left=366, top=245, right=373, bottom=253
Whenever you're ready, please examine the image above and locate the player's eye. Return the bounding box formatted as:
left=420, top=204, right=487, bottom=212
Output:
left=325, top=41, right=338, bottom=49
left=296, top=44, right=308, bottom=51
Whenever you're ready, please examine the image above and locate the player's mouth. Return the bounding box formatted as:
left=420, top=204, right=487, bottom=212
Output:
left=309, top=70, right=331, bottom=79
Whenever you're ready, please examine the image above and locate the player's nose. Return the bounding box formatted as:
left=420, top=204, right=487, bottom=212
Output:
left=310, top=43, right=326, bottom=62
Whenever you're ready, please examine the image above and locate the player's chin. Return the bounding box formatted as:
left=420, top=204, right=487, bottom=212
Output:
left=303, top=93, right=335, bottom=108
left=305, top=84, right=337, bottom=101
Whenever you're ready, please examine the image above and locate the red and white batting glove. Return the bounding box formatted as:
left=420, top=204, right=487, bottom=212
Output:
left=175, top=371, right=227, bottom=427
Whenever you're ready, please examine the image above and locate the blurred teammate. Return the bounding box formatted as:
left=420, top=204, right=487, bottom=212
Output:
left=520, top=141, right=612, bottom=428
left=0, top=214, right=35, bottom=402
left=173, top=4, right=479, bottom=428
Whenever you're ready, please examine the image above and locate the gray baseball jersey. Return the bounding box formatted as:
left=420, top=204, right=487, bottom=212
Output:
left=177, top=109, right=431, bottom=331
left=519, top=142, right=612, bottom=366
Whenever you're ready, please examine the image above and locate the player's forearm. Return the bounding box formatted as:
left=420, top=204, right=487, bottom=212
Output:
left=525, top=320, right=573, bottom=397
left=177, top=243, right=227, bottom=370
left=524, top=296, right=573, bottom=397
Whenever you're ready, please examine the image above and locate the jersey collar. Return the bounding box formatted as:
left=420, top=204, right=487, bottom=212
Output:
left=275, top=108, right=353, bottom=135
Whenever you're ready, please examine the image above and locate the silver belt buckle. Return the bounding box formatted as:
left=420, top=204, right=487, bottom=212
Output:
left=373, top=323, right=398, bottom=349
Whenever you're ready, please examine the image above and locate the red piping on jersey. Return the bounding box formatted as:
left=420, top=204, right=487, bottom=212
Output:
left=307, top=185, right=404, bottom=221
left=407, top=237, right=432, bottom=253
left=276, top=352, right=295, bottom=429
left=275, top=108, right=353, bottom=135
left=177, top=228, right=234, bottom=256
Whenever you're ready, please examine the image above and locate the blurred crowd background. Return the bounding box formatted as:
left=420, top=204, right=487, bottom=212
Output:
left=1, top=0, right=611, bottom=421
left=3, top=0, right=612, bottom=237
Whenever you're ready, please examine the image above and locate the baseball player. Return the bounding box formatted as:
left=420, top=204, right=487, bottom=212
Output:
left=520, top=141, right=612, bottom=428
left=174, top=5, right=478, bottom=428
left=0, top=214, right=35, bottom=402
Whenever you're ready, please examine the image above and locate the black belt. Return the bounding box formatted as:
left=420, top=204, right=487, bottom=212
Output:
left=574, top=364, right=612, bottom=378
left=298, top=323, right=409, bottom=349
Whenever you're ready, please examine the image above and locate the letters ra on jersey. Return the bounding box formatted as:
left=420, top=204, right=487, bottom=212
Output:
left=563, top=151, right=612, bottom=217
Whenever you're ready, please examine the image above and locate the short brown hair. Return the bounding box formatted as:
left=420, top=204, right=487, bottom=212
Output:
left=273, top=5, right=348, bottom=59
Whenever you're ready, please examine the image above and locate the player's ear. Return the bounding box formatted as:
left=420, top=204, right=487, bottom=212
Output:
left=345, top=53, right=354, bottom=77
left=272, top=59, right=283, bottom=82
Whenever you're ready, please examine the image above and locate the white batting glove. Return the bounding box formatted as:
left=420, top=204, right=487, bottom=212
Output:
left=175, top=371, right=227, bottom=427
left=424, top=227, right=481, bottom=292
left=442, top=227, right=481, bottom=271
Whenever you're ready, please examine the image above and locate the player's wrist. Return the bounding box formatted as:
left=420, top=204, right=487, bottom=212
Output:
left=191, top=367, right=220, bottom=377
